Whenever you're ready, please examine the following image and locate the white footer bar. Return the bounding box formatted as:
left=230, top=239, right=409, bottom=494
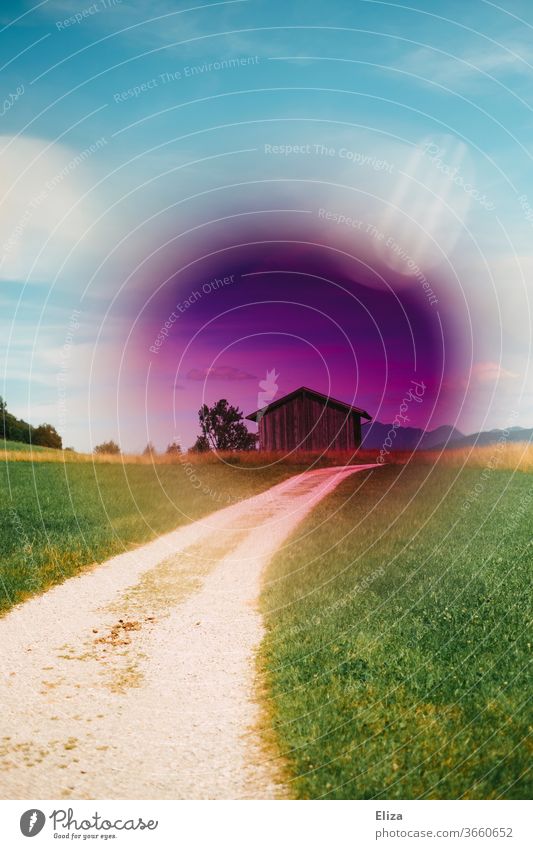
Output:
left=2, top=799, right=531, bottom=848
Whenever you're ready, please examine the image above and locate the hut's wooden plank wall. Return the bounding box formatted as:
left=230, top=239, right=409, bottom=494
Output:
left=258, top=392, right=362, bottom=451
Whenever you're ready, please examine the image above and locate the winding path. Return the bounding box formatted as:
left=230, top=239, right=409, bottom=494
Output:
left=0, top=464, right=376, bottom=799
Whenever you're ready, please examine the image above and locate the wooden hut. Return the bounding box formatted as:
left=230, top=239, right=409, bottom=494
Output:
left=246, top=386, right=371, bottom=451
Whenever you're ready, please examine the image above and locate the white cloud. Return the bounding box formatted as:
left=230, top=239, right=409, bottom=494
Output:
left=0, top=135, right=100, bottom=282
left=470, top=361, right=519, bottom=384
left=399, top=41, right=533, bottom=90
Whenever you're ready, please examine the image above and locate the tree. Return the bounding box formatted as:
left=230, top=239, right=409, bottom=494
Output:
left=33, top=423, right=62, bottom=449
left=0, top=397, right=64, bottom=448
left=165, top=440, right=182, bottom=455
left=197, top=399, right=257, bottom=451
left=190, top=435, right=210, bottom=453
left=94, top=440, right=121, bottom=455
left=142, top=441, right=157, bottom=456
left=0, top=396, right=33, bottom=443
left=0, top=396, right=7, bottom=440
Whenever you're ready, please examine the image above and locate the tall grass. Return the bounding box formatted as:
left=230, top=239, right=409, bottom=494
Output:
left=428, top=441, right=533, bottom=472
left=1, top=447, right=383, bottom=466
left=5, top=443, right=531, bottom=470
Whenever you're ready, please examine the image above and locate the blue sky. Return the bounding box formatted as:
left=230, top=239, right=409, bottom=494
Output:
left=1, top=0, right=532, bottom=450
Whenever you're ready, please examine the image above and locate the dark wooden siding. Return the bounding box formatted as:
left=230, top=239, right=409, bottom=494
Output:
left=258, top=393, right=362, bottom=451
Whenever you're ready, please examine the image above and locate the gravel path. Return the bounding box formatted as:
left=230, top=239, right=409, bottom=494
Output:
left=0, top=464, right=376, bottom=799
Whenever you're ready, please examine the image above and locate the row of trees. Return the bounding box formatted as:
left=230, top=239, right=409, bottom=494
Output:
left=0, top=396, right=62, bottom=449
left=94, top=400, right=256, bottom=455
left=94, top=439, right=182, bottom=456
left=1, top=394, right=254, bottom=455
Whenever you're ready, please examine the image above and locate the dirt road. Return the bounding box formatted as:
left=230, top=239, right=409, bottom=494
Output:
left=0, top=464, right=376, bottom=799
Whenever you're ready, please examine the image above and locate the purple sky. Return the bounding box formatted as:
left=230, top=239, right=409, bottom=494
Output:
left=114, top=221, right=468, bottom=450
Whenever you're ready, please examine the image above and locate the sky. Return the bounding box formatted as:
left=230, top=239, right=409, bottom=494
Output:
left=1, top=0, right=532, bottom=450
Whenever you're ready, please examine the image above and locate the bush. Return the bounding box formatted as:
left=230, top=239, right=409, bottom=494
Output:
left=190, top=435, right=210, bottom=452
left=165, top=440, right=182, bottom=455
left=94, top=440, right=121, bottom=455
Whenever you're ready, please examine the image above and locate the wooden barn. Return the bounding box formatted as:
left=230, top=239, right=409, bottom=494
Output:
left=246, top=386, right=372, bottom=451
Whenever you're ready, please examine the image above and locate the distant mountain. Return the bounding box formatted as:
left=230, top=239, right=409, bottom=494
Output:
left=361, top=421, right=533, bottom=451
left=361, top=422, right=463, bottom=451
left=437, top=427, right=533, bottom=450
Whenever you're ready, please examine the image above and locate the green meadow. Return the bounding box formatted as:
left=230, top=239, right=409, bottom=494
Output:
left=1, top=439, right=48, bottom=452
left=260, top=463, right=532, bottom=800
left=0, top=457, right=296, bottom=615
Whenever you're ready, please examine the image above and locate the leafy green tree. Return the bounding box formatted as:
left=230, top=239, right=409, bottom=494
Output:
left=142, top=441, right=157, bottom=456
left=0, top=396, right=32, bottom=443
left=197, top=399, right=256, bottom=451
left=0, top=397, right=64, bottom=447
left=0, top=396, right=8, bottom=440
left=33, top=423, right=62, bottom=449
left=94, top=440, right=121, bottom=455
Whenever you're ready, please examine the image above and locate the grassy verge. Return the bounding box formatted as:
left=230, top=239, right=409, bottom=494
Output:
left=260, top=462, right=532, bottom=799
left=1, top=439, right=49, bottom=452
left=0, top=457, right=299, bottom=615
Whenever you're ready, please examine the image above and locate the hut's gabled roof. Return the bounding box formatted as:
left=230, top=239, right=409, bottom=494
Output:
left=245, top=386, right=372, bottom=422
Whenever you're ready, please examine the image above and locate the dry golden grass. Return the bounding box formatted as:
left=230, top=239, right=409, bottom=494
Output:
left=0, top=449, right=140, bottom=464
left=419, top=441, right=533, bottom=472
left=3, top=442, right=531, bottom=471
left=0, top=448, right=380, bottom=466
left=1, top=449, right=201, bottom=465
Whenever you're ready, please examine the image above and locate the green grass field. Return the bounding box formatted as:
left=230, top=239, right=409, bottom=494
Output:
left=260, top=463, right=532, bottom=799
left=0, top=457, right=297, bottom=615
left=1, top=439, right=48, bottom=452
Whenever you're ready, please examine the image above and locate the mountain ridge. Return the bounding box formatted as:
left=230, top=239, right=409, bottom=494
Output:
left=361, top=422, right=533, bottom=451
